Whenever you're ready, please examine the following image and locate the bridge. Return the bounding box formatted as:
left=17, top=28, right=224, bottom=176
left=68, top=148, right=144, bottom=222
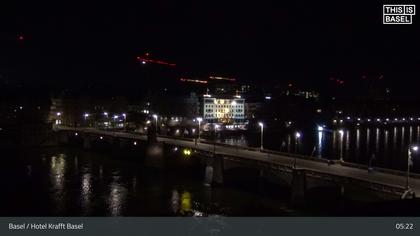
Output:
left=54, top=126, right=420, bottom=201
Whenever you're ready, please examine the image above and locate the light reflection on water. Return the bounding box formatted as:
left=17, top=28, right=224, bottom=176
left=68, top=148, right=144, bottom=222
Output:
left=108, top=176, right=127, bottom=216
left=40, top=150, right=292, bottom=216
left=81, top=171, right=92, bottom=214
left=49, top=154, right=66, bottom=214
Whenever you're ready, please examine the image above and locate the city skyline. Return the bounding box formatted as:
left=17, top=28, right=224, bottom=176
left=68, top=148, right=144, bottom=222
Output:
left=0, top=1, right=419, bottom=98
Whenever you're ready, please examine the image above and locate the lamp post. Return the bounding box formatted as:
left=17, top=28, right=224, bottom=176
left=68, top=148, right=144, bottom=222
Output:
left=83, top=113, right=89, bottom=127
left=153, top=114, right=158, bottom=135
left=295, top=131, right=301, bottom=153
left=293, top=132, right=301, bottom=168
left=197, top=117, right=203, bottom=142
left=406, top=145, right=418, bottom=190
left=122, top=113, right=127, bottom=130
left=56, top=112, right=62, bottom=126
left=213, top=124, right=219, bottom=154
left=113, top=115, right=119, bottom=129
left=258, top=122, right=264, bottom=151
left=103, top=112, right=109, bottom=128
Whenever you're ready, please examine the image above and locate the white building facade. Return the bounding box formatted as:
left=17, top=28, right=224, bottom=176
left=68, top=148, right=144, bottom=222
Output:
left=202, top=95, right=245, bottom=124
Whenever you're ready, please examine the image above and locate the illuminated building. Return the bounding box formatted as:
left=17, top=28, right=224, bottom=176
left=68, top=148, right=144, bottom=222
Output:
left=202, top=95, right=245, bottom=124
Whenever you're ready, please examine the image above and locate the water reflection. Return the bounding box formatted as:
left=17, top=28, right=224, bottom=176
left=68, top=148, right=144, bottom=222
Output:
left=81, top=171, right=92, bottom=214
left=345, top=131, right=350, bottom=159
left=171, top=190, right=180, bottom=214
left=409, top=126, right=413, bottom=144
left=355, top=129, right=360, bottom=160
left=108, top=176, right=127, bottom=216
left=180, top=191, right=192, bottom=215
left=384, top=130, right=389, bottom=156
left=49, top=154, right=66, bottom=214
left=393, top=127, right=398, bottom=151
left=401, top=127, right=406, bottom=148
left=317, top=131, right=323, bottom=157
left=417, top=126, right=420, bottom=141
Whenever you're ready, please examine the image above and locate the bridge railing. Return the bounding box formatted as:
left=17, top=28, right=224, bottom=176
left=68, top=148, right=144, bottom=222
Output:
left=55, top=126, right=420, bottom=180
left=340, top=161, right=420, bottom=180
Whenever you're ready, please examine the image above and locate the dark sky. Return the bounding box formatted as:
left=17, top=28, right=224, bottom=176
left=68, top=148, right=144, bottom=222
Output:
left=0, top=1, right=419, bottom=95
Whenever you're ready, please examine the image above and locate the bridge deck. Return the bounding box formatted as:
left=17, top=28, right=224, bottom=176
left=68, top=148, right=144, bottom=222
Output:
left=57, top=127, right=420, bottom=196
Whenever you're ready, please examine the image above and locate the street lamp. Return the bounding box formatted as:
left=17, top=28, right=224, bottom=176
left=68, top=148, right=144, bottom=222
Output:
left=258, top=122, right=264, bottom=151
left=153, top=114, right=158, bottom=135
left=213, top=124, right=220, bottom=154
left=295, top=132, right=301, bottom=153
left=406, top=145, right=418, bottom=190
left=196, top=117, right=203, bottom=142
left=56, top=112, right=62, bottom=126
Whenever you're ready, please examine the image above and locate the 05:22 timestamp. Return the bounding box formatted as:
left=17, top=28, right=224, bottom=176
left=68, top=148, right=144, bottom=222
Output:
left=395, top=223, right=414, bottom=230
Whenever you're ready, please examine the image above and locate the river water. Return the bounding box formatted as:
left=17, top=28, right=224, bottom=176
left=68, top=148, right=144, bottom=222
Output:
left=0, top=146, right=412, bottom=216
left=0, top=148, right=298, bottom=216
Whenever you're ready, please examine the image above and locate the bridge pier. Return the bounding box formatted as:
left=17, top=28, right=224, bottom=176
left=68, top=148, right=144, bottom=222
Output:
left=147, top=127, right=157, bottom=143
left=290, top=168, right=307, bottom=206
left=82, top=134, right=92, bottom=149
left=58, top=132, right=69, bottom=145
left=144, top=142, right=164, bottom=168
left=204, top=154, right=224, bottom=187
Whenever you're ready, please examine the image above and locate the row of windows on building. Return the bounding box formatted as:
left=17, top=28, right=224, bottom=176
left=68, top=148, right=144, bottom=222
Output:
left=204, top=104, right=244, bottom=108
left=204, top=99, right=244, bottom=104
left=205, top=109, right=243, bottom=113
left=204, top=114, right=245, bottom=118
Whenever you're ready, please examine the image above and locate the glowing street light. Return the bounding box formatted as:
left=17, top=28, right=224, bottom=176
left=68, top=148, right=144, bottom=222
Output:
left=153, top=114, right=158, bottom=135
left=406, top=145, right=418, bottom=190
left=258, top=122, right=264, bottom=151
left=196, top=117, right=203, bottom=142
left=317, top=126, right=324, bottom=131
left=103, top=112, right=108, bottom=116
left=213, top=124, right=220, bottom=154
left=56, top=112, right=62, bottom=116
left=295, top=132, right=301, bottom=153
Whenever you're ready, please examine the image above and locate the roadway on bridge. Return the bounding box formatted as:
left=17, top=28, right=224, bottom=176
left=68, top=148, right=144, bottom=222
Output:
left=58, top=127, right=420, bottom=196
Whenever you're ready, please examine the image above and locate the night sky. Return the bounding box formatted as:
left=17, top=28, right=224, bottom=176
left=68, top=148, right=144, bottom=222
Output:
left=0, top=1, right=419, bottom=96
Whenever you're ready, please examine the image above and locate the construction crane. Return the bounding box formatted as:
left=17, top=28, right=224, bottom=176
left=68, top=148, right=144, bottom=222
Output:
left=136, top=52, right=176, bottom=67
